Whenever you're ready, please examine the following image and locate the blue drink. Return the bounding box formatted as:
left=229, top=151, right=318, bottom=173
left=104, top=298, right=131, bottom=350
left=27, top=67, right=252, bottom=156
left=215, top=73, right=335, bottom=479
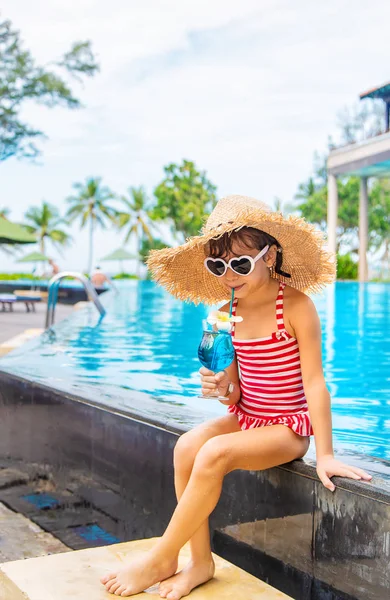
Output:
left=198, top=320, right=235, bottom=399
left=198, top=329, right=235, bottom=372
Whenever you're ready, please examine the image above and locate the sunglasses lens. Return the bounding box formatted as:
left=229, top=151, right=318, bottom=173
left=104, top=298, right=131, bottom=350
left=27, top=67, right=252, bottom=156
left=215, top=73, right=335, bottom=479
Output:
left=231, top=258, right=252, bottom=275
left=206, top=259, right=226, bottom=276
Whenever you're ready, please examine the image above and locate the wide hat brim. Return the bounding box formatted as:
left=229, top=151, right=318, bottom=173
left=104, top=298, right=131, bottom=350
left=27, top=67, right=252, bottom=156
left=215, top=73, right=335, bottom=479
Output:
left=147, top=195, right=336, bottom=305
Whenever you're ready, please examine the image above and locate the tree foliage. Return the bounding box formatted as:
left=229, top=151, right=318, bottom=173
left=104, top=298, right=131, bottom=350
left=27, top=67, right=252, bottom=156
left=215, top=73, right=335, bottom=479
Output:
left=0, top=18, right=99, bottom=161
left=153, top=160, right=217, bottom=241
left=369, top=179, right=390, bottom=266
left=117, top=186, right=155, bottom=245
left=294, top=172, right=385, bottom=254
left=139, top=238, right=168, bottom=265
left=23, top=201, right=71, bottom=254
left=66, top=178, right=116, bottom=228
left=295, top=99, right=390, bottom=275
left=335, top=100, right=385, bottom=146
left=295, top=156, right=390, bottom=270
left=294, top=152, right=361, bottom=251
left=66, top=177, right=116, bottom=274
left=116, top=186, right=156, bottom=276
left=336, top=253, right=358, bottom=280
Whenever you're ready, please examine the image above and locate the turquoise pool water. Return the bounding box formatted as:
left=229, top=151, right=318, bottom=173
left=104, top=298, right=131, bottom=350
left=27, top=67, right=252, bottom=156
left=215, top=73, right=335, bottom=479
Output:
left=1, top=281, right=389, bottom=460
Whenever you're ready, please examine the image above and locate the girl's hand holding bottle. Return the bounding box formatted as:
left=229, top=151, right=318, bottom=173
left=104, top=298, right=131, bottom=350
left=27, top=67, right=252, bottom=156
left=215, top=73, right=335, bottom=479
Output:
left=197, top=304, right=241, bottom=401
left=199, top=367, right=230, bottom=398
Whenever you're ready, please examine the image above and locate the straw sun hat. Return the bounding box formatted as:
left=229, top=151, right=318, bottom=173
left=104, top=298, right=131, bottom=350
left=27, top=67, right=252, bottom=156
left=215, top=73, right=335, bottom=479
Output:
left=147, top=195, right=336, bottom=305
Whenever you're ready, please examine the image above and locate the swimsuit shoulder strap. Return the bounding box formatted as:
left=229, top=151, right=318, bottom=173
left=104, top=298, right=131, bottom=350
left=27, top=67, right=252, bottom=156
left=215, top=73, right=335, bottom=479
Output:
left=276, top=282, right=286, bottom=331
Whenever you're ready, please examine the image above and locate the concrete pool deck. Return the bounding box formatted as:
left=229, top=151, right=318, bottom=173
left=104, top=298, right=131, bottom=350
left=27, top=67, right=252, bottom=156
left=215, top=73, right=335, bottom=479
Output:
left=0, top=302, right=73, bottom=346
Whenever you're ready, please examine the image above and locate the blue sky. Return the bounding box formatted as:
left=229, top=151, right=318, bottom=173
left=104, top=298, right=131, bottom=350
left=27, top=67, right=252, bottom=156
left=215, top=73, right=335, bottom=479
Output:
left=2, top=0, right=390, bottom=272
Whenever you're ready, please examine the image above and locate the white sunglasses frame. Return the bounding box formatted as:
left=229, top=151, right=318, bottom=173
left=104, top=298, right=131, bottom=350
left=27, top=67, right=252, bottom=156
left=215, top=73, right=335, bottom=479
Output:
left=204, top=245, right=270, bottom=278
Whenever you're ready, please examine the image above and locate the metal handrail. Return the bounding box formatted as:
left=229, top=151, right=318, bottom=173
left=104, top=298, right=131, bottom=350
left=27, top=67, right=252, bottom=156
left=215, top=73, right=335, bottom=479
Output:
left=45, top=271, right=106, bottom=329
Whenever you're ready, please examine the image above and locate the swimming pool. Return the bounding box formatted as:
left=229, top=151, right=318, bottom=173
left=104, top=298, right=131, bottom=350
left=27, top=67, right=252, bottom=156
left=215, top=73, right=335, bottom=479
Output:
left=0, top=281, right=389, bottom=460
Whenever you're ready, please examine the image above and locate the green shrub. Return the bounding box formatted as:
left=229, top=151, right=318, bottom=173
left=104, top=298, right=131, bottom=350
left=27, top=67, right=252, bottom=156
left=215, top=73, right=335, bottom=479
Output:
left=0, top=273, right=43, bottom=280
left=337, top=253, right=358, bottom=280
left=370, top=277, right=390, bottom=283
left=112, top=272, right=138, bottom=280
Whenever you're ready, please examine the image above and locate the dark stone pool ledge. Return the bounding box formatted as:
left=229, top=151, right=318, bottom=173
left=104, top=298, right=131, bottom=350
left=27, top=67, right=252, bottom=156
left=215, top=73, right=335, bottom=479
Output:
left=0, top=369, right=389, bottom=600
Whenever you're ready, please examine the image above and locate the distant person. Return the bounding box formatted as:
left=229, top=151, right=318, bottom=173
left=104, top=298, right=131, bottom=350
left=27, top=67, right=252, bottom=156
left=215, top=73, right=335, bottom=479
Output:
left=90, top=266, right=117, bottom=291
left=43, top=259, right=60, bottom=278
left=48, top=259, right=60, bottom=276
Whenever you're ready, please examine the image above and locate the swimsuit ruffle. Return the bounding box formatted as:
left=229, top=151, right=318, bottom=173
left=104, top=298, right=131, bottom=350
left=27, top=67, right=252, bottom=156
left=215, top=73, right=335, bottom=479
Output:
left=228, top=404, right=313, bottom=437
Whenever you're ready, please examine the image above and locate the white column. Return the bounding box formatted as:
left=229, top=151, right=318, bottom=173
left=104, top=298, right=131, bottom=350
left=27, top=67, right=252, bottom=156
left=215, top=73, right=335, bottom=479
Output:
left=327, top=173, right=338, bottom=256
left=358, top=177, right=368, bottom=282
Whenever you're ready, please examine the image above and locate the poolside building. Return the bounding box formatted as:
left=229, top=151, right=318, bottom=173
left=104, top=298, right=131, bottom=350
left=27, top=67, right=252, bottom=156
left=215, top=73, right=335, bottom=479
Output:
left=327, top=81, right=390, bottom=281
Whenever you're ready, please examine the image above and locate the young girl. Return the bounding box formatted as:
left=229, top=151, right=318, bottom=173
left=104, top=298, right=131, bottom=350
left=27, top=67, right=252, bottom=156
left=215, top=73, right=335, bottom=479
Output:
left=101, top=195, right=372, bottom=598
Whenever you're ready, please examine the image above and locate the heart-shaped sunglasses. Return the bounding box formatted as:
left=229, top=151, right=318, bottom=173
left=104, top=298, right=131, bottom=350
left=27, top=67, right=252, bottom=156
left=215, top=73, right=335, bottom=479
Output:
left=204, top=245, right=269, bottom=277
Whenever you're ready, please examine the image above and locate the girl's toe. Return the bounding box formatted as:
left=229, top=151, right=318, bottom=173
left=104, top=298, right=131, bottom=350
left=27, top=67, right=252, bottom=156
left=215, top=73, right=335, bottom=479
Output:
left=107, top=579, right=119, bottom=593
left=116, top=585, right=126, bottom=596
left=110, top=582, right=122, bottom=595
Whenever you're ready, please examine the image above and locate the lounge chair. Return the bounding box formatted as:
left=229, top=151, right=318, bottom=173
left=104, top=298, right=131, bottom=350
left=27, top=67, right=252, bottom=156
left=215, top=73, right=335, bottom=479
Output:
left=0, top=293, right=41, bottom=312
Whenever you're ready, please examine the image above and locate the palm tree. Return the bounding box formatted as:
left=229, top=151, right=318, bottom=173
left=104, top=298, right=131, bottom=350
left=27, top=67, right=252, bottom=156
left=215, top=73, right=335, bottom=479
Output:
left=272, top=197, right=295, bottom=215
left=66, top=177, right=116, bottom=275
left=294, top=177, right=317, bottom=202
left=0, top=207, right=10, bottom=218
left=23, top=201, right=71, bottom=255
left=117, top=186, right=156, bottom=277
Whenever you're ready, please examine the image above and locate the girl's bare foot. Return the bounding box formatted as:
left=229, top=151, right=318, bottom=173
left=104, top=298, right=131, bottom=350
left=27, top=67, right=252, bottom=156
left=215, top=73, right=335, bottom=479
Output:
left=100, top=551, right=178, bottom=597
left=159, top=558, right=215, bottom=600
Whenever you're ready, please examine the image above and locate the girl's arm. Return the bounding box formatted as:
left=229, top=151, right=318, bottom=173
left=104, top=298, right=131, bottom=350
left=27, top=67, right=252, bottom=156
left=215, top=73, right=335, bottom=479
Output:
left=291, top=293, right=371, bottom=490
left=291, top=295, right=333, bottom=457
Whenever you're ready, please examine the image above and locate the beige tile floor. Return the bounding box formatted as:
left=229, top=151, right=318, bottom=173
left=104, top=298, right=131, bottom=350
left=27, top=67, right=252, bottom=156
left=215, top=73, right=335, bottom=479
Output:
left=0, top=537, right=292, bottom=600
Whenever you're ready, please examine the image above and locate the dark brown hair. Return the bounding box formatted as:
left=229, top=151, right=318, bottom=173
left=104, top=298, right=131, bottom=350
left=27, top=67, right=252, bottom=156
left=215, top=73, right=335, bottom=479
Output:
left=205, top=226, right=291, bottom=278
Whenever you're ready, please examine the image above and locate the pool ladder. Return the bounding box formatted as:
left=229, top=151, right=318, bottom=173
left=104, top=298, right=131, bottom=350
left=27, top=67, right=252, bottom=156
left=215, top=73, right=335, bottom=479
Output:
left=45, top=272, right=106, bottom=329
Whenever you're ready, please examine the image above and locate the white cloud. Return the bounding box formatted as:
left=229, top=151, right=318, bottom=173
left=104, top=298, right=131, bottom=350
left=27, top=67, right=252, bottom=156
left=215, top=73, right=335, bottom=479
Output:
left=1, top=0, right=390, bottom=271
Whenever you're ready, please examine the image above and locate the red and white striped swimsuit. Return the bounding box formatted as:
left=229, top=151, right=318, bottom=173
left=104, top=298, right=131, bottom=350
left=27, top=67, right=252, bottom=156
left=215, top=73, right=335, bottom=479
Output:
left=228, top=282, right=313, bottom=437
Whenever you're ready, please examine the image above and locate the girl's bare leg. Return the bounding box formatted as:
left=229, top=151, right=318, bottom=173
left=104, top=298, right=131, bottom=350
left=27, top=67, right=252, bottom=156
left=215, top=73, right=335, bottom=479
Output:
left=159, top=414, right=241, bottom=598
left=101, top=424, right=309, bottom=597
left=101, top=414, right=239, bottom=596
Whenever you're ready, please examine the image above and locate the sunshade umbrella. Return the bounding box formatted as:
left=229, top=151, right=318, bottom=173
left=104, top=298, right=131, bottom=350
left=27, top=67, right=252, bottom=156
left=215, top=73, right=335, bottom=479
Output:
left=17, top=251, right=50, bottom=283
left=101, top=248, right=136, bottom=273
left=17, top=251, right=50, bottom=264
left=0, top=217, right=36, bottom=244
